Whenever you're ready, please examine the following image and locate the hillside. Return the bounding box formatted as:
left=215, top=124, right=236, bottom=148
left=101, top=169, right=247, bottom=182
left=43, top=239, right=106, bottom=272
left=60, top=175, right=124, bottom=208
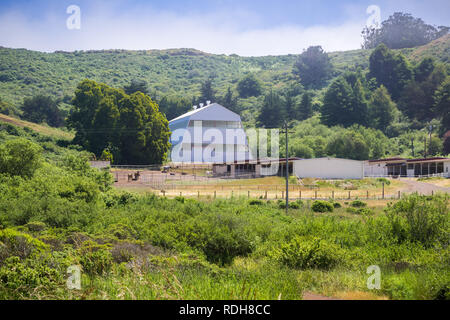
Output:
left=0, top=113, right=73, bottom=140
left=1, top=35, right=449, bottom=110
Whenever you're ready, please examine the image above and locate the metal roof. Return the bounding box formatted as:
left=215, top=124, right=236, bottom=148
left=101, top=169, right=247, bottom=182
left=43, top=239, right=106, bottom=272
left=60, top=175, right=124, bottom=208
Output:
left=169, top=103, right=241, bottom=123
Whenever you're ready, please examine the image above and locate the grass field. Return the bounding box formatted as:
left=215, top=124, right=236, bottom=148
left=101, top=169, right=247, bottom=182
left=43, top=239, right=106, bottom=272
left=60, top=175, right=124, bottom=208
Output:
left=115, top=176, right=409, bottom=201
left=0, top=114, right=74, bottom=140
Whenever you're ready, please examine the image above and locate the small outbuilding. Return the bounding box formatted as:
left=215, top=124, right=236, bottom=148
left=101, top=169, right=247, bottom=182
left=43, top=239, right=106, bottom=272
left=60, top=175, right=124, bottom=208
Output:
left=293, top=157, right=364, bottom=180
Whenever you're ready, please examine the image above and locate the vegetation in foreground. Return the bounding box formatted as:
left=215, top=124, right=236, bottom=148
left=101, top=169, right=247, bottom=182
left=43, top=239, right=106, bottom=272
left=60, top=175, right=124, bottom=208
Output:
left=0, top=135, right=448, bottom=300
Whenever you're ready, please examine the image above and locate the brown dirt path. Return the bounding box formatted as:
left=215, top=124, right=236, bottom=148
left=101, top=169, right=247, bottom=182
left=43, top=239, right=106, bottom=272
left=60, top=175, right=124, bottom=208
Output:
left=400, top=178, right=450, bottom=195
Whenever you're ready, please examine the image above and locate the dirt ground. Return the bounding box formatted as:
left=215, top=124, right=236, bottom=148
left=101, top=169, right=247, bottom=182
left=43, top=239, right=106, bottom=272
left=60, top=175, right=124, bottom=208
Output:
left=112, top=170, right=449, bottom=200
left=400, top=178, right=450, bottom=195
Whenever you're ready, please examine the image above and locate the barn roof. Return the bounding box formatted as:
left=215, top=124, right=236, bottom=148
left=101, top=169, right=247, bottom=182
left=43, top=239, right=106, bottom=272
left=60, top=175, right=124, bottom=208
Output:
left=169, top=103, right=241, bottom=123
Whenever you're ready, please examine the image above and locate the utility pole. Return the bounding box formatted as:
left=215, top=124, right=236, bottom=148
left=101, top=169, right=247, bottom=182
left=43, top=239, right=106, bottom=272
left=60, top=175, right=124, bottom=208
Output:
left=281, top=121, right=294, bottom=214
left=424, top=137, right=427, bottom=158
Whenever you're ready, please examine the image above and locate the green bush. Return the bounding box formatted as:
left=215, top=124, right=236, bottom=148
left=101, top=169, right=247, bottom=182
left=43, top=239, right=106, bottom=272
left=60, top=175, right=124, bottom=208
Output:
left=311, top=200, right=334, bottom=213
left=385, top=194, right=449, bottom=247
left=185, top=214, right=255, bottom=265
left=351, top=200, right=367, bottom=208
left=0, top=229, right=48, bottom=264
left=248, top=199, right=264, bottom=206
left=376, top=177, right=391, bottom=185
left=0, top=138, right=42, bottom=178
left=78, top=241, right=113, bottom=276
left=346, top=207, right=373, bottom=215
left=332, top=202, right=342, bottom=208
left=0, top=256, right=62, bottom=298
left=272, top=236, right=343, bottom=269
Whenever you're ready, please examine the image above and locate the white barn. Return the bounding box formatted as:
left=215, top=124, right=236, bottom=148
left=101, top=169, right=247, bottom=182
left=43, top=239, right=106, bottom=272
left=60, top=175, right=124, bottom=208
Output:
left=168, top=102, right=252, bottom=163
left=293, top=157, right=364, bottom=179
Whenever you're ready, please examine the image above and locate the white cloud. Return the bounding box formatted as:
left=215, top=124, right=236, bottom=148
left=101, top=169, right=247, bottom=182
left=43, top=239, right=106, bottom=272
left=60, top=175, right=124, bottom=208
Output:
left=0, top=5, right=367, bottom=56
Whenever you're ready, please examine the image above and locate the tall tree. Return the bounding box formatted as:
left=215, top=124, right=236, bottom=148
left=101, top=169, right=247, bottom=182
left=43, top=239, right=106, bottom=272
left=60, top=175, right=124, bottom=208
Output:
left=298, top=91, right=313, bottom=120
left=369, top=85, right=397, bottom=133
left=68, top=80, right=170, bottom=164
left=362, top=12, right=449, bottom=49
left=158, top=96, right=191, bottom=121
left=257, top=90, right=285, bottom=128
left=123, top=79, right=149, bottom=95
left=368, top=44, right=413, bottom=100
left=218, top=87, right=240, bottom=113
left=199, top=78, right=216, bottom=103
left=434, top=77, right=450, bottom=134
left=237, top=73, right=263, bottom=98
left=325, top=131, right=369, bottom=160
left=293, top=46, right=333, bottom=89
left=399, top=62, right=447, bottom=121
left=321, top=77, right=369, bottom=127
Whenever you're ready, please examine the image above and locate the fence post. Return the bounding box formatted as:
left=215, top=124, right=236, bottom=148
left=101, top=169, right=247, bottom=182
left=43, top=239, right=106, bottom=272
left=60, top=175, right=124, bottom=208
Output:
left=265, top=190, right=267, bottom=199
left=398, top=191, right=401, bottom=199
left=366, top=191, right=369, bottom=199
left=382, top=183, right=385, bottom=199
left=299, top=190, right=301, bottom=199
left=431, top=190, right=434, bottom=196
left=315, top=190, right=317, bottom=199
left=180, top=191, right=182, bottom=197
left=162, top=190, right=165, bottom=197
left=214, top=191, right=216, bottom=199
left=348, top=191, right=351, bottom=200
left=332, top=191, right=334, bottom=199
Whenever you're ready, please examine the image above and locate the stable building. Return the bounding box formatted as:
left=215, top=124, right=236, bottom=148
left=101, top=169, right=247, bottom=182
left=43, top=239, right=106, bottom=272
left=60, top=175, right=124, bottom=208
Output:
left=168, top=102, right=252, bottom=163
left=212, top=157, right=364, bottom=180
left=293, top=157, right=364, bottom=180
left=364, top=157, right=450, bottom=177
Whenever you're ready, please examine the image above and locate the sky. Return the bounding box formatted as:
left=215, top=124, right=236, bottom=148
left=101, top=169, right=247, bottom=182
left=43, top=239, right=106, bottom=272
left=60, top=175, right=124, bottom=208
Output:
left=0, top=0, right=448, bottom=56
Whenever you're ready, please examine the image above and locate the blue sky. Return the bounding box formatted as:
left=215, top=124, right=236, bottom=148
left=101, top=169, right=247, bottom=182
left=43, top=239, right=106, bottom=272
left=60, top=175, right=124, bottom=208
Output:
left=0, top=0, right=448, bottom=56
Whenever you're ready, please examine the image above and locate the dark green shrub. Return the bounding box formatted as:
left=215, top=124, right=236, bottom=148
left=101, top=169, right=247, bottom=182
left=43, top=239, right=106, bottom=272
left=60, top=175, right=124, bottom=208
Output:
left=175, top=196, right=185, bottom=203
left=78, top=241, right=113, bottom=276
left=332, top=202, right=342, bottom=208
left=311, top=200, right=334, bottom=213
left=272, top=236, right=342, bottom=269
left=385, top=194, right=449, bottom=247
left=0, top=256, right=62, bottom=297
left=347, top=207, right=373, bottom=215
left=25, top=221, right=46, bottom=232
left=248, top=199, right=264, bottom=206
left=288, top=202, right=300, bottom=209
left=185, top=214, right=254, bottom=265
left=0, top=229, right=48, bottom=264
left=106, top=223, right=137, bottom=240
left=351, top=200, right=367, bottom=208
left=376, top=177, right=391, bottom=185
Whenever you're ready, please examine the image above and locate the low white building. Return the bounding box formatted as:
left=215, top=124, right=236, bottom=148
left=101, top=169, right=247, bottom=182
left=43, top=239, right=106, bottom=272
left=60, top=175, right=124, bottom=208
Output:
left=293, top=157, right=364, bottom=180
left=364, top=157, right=450, bottom=177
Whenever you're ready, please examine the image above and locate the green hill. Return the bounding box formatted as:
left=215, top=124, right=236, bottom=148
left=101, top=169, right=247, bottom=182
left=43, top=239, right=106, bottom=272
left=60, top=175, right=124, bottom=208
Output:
left=1, top=35, right=448, bottom=111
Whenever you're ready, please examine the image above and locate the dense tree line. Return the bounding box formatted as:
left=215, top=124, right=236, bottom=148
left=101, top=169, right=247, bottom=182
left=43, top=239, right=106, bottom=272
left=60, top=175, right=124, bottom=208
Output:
left=67, top=79, right=170, bottom=164
left=22, top=95, right=65, bottom=127
left=362, top=12, right=449, bottom=49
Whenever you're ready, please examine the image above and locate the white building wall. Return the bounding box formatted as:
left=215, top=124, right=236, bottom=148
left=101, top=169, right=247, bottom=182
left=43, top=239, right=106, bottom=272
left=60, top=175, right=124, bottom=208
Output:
left=445, top=162, right=450, bottom=178
left=364, top=162, right=387, bottom=177
left=294, top=158, right=364, bottom=179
